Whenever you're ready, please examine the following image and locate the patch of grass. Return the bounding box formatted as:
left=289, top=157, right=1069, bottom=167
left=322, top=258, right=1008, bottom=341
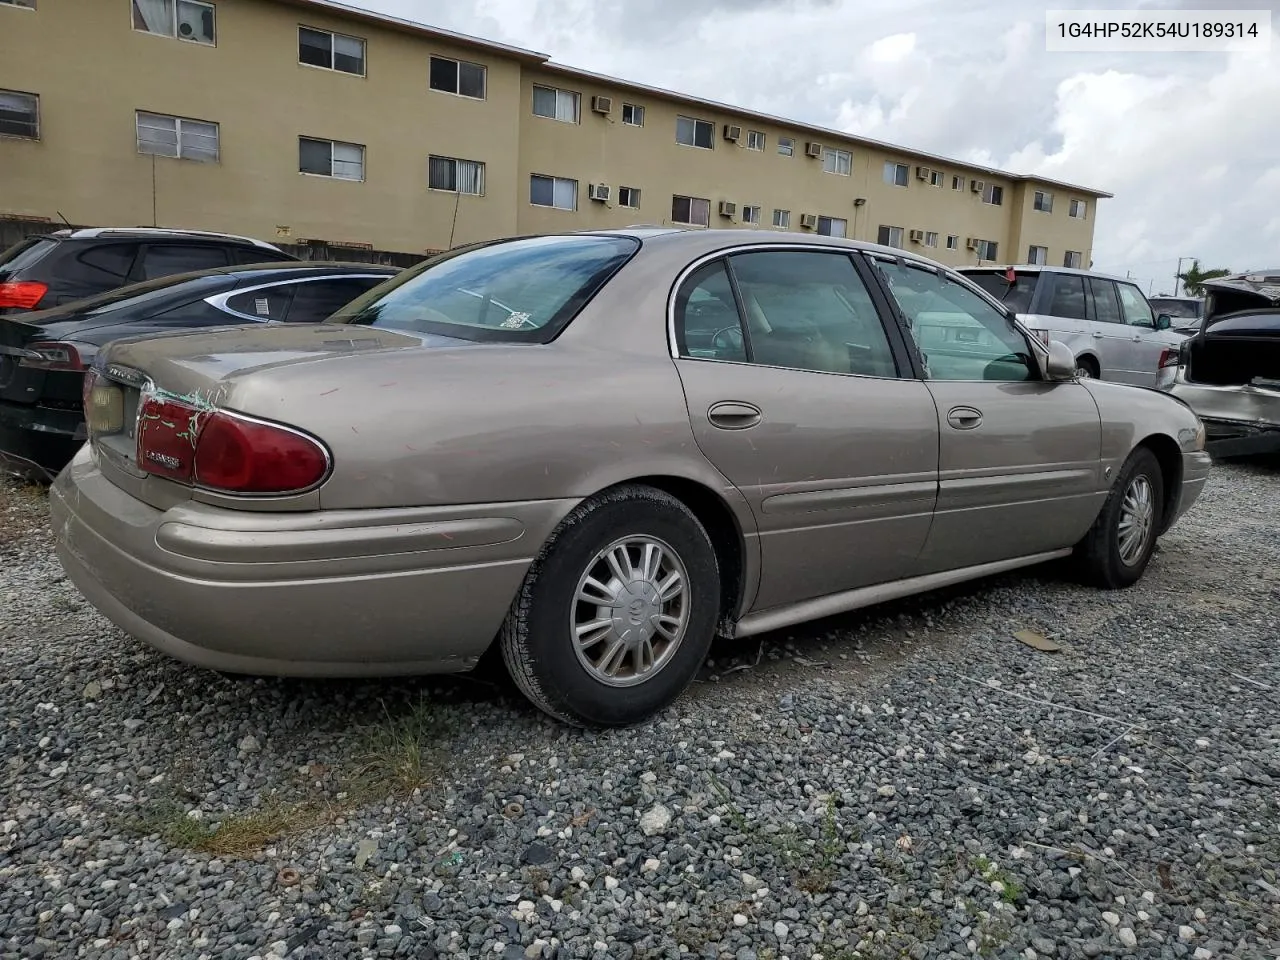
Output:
left=129, top=796, right=334, bottom=857
left=349, top=695, right=459, bottom=797
left=974, top=855, right=1023, bottom=903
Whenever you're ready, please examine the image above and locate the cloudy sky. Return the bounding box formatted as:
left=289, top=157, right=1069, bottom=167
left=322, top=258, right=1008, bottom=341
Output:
left=353, top=0, right=1277, bottom=294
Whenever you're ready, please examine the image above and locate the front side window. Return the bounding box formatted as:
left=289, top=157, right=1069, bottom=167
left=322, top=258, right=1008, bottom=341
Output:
left=875, top=259, right=1035, bottom=381
left=299, top=26, right=365, bottom=75
left=428, top=155, right=484, bottom=195
left=621, top=103, right=644, bottom=126
left=0, top=89, right=38, bottom=139
left=532, top=84, right=579, bottom=122
left=1034, top=190, right=1053, bottom=213
left=883, top=161, right=908, bottom=186
left=777, top=136, right=794, bottom=157
left=1047, top=273, right=1088, bottom=320
left=132, top=0, right=215, bottom=44
left=530, top=174, right=577, bottom=210
left=299, top=137, right=364, bottom=180
left=746, top=130, right=765, bottom=151
left=1088, top=277, right=1123, bottom=324
left=284, top=277, right=387, bottom=322
left=823, top=148, right=852, bottom=176
left=1116, top=282, right=1155, bottom=327
left=817, top=216, right=847, bottom=238
left=675, top=115, right=714, bottom=149
left=139, top=243, right=228, bottom=279
left=137, top=111, right=218, bottom=161
left=772, top=208, right=790, bottom=228
left=328, top=234, right=640, bottom=343
left=877, top=225, right=903, bottom=248
left=1028, top=245, right=1048, bottom=265
left=672, top=195, right=710, bottom=226
left=429, top=56, right=487, bottom=99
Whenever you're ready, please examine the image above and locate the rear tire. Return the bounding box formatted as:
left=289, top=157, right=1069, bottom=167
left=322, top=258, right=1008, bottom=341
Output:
left=499, top=484, right=720, bottom=727
left=1075, top=356, right=1099, bottom=379
left=1075, top=446, right=1164, bottom=588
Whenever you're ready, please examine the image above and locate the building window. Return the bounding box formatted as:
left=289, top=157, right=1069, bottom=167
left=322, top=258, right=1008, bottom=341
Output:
left=981, top=183, right=1004, bottom=205
left=951, top=175, right=963, bottom=190
left=672, top=195, right=710, bottom=226
left=298, top=27, right=365, bottom=75
left=530, top=174, right=577, bottom=210
left=817, top=216, right=847, bottom=238
left=531, top=84, right=579, bottom=123
left=883, top=161, right=909, bottom=187
left=429, top=56, right=486, bottom=99
left=877, top=225, right=904, bottom=248
left=675, top=115, right=714, bottom=149
left=1033, top=190, right=1053, bottom=213
left=621, top=103, right=644, bottom=126
left=773, top=208, right=790, bottom=228
left=299, top=136, right=365, bottom=180
left=137, top=111, right=218, bottom=162
left=741, top=204, right=761, bottom=224
left=746, top=130, right=765, bottom=151
left=823, top=148, right=852, bottom=176
left=1028, top=244, right=1048, bottom=265
left=929, top=170, right=943, bottom=187
left=924, top=231, right=939, bottom=248
left=0, top=89, right=39, bottom=140
left=777, top=137, right=794, bottom=157
left=1069, top=199, right=1087, bottom=219
left=618, top=186, right=641, bottom=209
left=976, top=239, right=999, bottom=260
left=1064, top=250, right=1083, bottom=268
left=132, top=0, right=215, bottom=44
left=428, top=155, right=484, bottom=195
left=946, top=234, right=958, bottom=250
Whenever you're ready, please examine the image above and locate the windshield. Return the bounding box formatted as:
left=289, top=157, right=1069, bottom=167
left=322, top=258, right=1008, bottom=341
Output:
left=0, top=237, right=57, bottom=280
left=959, top=269, right=1039, bottom=314
left=1150, top=298, right=1201, bottom=319
left=327, top=234, right=640, bottom=342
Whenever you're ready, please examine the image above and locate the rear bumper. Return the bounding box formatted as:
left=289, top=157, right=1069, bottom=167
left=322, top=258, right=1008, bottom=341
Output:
left=0, top=400, right=85, bottom=481
left=50, top=445, right=577, bottom=677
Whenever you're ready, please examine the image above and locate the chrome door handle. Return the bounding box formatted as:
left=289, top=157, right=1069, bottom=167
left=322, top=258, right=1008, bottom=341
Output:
left=1132, top=334, right=1143, bottom=342
left=708, top=401, right=762, bottom=430
left=946, top=405, right=983, bottom=430
left=1092, top=331, right=1104, bottom=338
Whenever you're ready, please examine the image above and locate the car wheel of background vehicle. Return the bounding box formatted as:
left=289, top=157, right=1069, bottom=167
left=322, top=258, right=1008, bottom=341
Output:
left=499, top=484, right=720, bottom=727
left=1074, top=446, right=1164, bottom=589
left=1075, top=356, right=1099, bottom=379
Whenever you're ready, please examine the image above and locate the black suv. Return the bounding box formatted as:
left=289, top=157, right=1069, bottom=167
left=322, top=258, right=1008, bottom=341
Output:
left=0, top=227, right=296, bottom=315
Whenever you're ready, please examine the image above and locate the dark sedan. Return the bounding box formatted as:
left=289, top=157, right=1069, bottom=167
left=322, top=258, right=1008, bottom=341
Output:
left=0, top=261, right=398, bottom=480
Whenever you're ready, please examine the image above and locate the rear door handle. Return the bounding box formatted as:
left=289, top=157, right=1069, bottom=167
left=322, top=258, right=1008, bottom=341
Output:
left=1092, top=331, right=1104, bottom=338
left=946, top=405, right=983, bottom=430
left=708, top=401, right=762, bottom=430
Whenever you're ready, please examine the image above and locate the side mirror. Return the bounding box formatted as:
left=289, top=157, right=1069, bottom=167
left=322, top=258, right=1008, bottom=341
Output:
left=1043, top=339, right=1077, bottom=381
left=1155, top=313, right=1172, bottom=330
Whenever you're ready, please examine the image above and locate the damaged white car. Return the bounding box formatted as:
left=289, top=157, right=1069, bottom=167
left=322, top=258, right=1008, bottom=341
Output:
left=1157, top=270, right=1280, bottom=457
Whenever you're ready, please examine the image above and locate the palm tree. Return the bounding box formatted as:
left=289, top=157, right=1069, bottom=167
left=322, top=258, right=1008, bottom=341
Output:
left=1177, top=259, right=1232, bottom=297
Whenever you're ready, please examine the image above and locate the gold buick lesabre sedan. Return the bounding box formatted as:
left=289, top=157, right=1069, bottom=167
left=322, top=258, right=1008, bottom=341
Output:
left=51, top=229, right=1211, bottom=726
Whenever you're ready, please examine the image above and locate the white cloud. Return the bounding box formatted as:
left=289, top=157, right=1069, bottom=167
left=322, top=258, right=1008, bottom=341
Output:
left=867, top=32, right=916, bottom=63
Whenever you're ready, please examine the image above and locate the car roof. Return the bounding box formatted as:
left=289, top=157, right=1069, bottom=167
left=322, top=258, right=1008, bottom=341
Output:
left=955, top=263, right=1134, bottom=285
left=43, top=227, right=283, bottom=251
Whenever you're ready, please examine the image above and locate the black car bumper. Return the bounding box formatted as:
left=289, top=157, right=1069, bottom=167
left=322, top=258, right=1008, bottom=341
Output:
left=0, top=401, right=86, bottom=481
left=1202, top=419, right=1280, bottom=457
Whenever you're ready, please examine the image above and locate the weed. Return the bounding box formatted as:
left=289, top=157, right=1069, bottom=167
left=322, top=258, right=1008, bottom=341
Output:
left=974, top=855, right=1023, bottom=903
left=350, top=695, right=458, bottom=797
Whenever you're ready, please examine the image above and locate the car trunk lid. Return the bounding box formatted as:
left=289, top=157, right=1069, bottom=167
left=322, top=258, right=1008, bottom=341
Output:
left=0, top=316, right=50, bottom=405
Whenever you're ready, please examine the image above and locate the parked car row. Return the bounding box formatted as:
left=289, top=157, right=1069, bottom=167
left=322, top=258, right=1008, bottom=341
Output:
left=41, top=226, right=1211, bottom=727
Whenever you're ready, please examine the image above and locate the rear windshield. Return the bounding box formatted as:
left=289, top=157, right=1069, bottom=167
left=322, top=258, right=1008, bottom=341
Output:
left=327, top=234, right=641, bottom=342
left=960, top=269, right=1039, bottom=314
left=1149, top=298, right=1201, bottom=319
left=0, top=237, right=57, bottom=279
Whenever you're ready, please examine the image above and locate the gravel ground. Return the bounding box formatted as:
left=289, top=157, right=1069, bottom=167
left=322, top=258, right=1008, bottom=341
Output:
left=1, top=462, right=1278, bottom=960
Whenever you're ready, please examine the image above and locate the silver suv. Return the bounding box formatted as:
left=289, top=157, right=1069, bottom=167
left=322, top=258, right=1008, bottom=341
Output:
left=958, top=265, right=1185, bottom=386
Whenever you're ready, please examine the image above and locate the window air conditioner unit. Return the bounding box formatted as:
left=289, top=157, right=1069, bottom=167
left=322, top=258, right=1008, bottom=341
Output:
left=588, top=183, right=610, bottom=202
left=805, top=141, right=823, bottom=158
left=590, top=95, right=612, bottom=115
left=971, top=179, right=984, bottom=193
left=915, top=166, right=929, bottom=180
left=799, top=213, right=818, bottom=229
left=909, top=229, right=925, bottom=243
left=718, top=201, right=737, bottom=218
left=723, top=124, right=742, bottom=142
left=966, top=238, right=980, bottom=251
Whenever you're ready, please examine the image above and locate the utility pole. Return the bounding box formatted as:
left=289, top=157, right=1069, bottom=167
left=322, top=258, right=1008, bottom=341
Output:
left=1174, top=256, right=1185, bottom=297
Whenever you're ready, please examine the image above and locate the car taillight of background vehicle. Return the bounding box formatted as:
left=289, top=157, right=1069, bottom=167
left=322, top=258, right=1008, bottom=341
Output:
left=134, top=394, right=330, bottom=494
left=0, top=281, right=48, bottom=310
left=20, top=340, right=85, bottom=371
left=1158, top=348, right=1180, bottom=369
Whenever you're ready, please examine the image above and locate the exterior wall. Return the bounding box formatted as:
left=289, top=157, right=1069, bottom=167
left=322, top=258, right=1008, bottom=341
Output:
left=0, top=0, right=1104, bottom=264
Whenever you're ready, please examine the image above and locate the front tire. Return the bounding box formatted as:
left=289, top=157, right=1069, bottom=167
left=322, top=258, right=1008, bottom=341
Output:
left=1075, top=447, right=1164, bottom=588
left=499, top=485, right=720, bottom=726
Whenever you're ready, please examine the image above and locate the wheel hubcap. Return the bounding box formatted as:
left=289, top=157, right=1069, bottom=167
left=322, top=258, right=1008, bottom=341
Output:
left=1076, top=365, right=1093, bottom=379
left=571, top=536, right=689, bottom=688
left=1117, top=474, right=1155, bottom=566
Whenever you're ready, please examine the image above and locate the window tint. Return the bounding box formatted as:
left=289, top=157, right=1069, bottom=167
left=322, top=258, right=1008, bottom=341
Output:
left=728, top=251, right=897, bottom=378
left=962, top=270, right=1038, bottom=314
left=1047, top=273, right=1088, bottom=320
left=874, top=260, right=1034, bottom=381
left=327, top=235, right=638, bottom=343
left=226, top=285, right=295, bottom=321
left=673, top=260, right=747, bottom=362
left=151, top=298, right=246, bottom=326
left=1116, top=283, right=1154, bottom=326
left=76, top=244, right=138, bottom=282
left=1088, top=278, right=1123, bottom=324
left=140, top=244, right=229, bottom=279
left=285, top=277, right=386, bottom=321
left=232, top=246, right=286, bottom=265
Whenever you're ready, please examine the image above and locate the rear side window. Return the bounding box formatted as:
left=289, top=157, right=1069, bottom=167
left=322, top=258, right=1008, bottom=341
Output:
left=285, top=277, right=387, bottom=322
left=0, top=237, right=57, bottom=278
left=1047, top=274, right=1088, bottom=320
left=76, top=244, right=139, bottom=282
left=329, top=235, right=640, bottom=342
left=960, top=270, right=1038, bottom=314
left=1088, top=278, right=1123, bottom=324
left=226, top=285, right=295, bottom=321
left=232, top=245, right=289, bottom=265
left=139, top=244, right=230, bottom=279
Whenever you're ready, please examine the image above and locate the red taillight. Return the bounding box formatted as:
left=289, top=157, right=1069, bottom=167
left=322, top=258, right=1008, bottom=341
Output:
left=0, top=281, right=48, bottom=310
left=20, top=340, right=84, bottom=371
left=135, top=393, right=328, bottom=494
left=1158, top=348, right=1180, bottom=369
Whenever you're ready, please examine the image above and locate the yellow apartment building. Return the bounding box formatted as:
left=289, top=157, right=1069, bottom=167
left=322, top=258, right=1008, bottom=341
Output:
left=0, top=0, right=1110, bottom=266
